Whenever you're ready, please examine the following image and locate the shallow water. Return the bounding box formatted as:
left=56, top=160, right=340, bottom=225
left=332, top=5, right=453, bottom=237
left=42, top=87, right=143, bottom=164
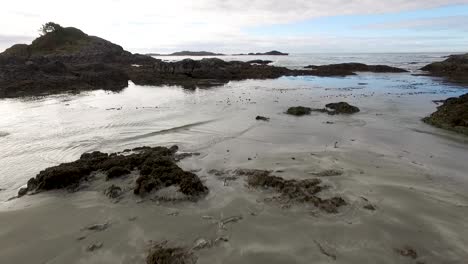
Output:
left=0, top=54, right=468, bottom=263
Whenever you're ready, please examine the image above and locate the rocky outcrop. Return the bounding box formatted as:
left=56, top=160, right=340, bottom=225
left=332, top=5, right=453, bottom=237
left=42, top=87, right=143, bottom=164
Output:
left=18, top=145, right=208, bottom=198
left=421, top=53, right=468, bottom=84
left=305, top=63, right=408, bottom=74
left=126, top=58, right=317, bottom=88
left=423, top=93, right=468, bottom=135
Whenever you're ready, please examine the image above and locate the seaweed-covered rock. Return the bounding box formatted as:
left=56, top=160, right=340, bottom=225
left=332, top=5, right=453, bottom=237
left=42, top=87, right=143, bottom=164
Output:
left=325, top=102, right=360, bottom=114
left=421, top=53, right=468, bottom=84
left=18, top=146, right=208, bottom=198
left=286, top=106, right=312, bottom=116
left=237, top=169, right=346, bottom=213
left=423, top=93, right=468, bottom=135
left=146, top=242, right=196, bottom=264
left=309, top=102, right=360, bottom=115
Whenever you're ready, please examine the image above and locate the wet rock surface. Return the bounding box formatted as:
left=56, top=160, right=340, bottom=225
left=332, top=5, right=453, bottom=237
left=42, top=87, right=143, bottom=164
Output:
left=255, top=115, right=270, bottom=121
left=423, top=93, right=468, bottom=135
left=236, top=169, right=346, bottom=213
left=421, top=53, right=468, bottom=84
left=18, top=146, right=208, bottom=199
left=146, top=241, right=196, bottom=264
left=286, top=106, right=312, bottom=116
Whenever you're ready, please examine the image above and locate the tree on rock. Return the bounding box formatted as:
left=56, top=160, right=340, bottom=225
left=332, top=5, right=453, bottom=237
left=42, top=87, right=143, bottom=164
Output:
left=39, top=22, right=62, bottom=35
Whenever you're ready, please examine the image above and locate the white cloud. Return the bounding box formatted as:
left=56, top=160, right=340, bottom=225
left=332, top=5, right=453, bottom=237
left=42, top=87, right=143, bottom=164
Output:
left=362, top=15, right=468, bottom=31
left=1, top=0, right=468, bottom=52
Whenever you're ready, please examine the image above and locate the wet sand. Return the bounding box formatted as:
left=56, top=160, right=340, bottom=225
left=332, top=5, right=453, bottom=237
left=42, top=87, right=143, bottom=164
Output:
left=0, top=73, right=468, bottom=263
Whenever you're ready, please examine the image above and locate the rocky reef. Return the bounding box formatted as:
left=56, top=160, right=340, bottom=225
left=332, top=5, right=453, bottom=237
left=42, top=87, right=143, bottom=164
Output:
left=18, top=145, right=208, bottom=198
left=305, top=63, right=408, bottom=75
left=421, top=53, right=468, bottom=84
left=287, top=102, right=360, bottom=116
left=423, top=93, right=468, bottom=135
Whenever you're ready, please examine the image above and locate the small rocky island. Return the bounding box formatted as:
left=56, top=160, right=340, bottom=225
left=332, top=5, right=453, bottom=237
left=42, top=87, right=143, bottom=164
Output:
left=234, top=50, right=289, bottom=56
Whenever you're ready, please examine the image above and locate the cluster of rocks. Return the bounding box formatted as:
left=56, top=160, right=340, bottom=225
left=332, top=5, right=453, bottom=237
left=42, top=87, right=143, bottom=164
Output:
left=423, top=93, right=468, bottom=135
left=305, top=63, right=408, bottom=76
left=286, top=102, right=360, bottom=116
left=18, top=145, right=208, bottom=198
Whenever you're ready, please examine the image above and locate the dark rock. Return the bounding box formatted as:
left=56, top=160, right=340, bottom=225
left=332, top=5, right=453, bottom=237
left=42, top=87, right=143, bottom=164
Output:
left=423, top=93, right=468, bottom=135
left=255, top=115, right=270, bottom=121
left=18, top=187, right=28, bottom=197
left=305, top=63, right=408, bottom=73
left=394, top=246, right=418, bottom=259
left=312, top=170, right=343, bottom=177
left=421, top=53, right=468, bottom=84
left=146, top=242, right=196, bottom=264
left=310, top=102, right=360, bottom=115
left=286, top=106, right=312, bottom=116
left=325, top=102, right=360, bottom=114
left=83, top=222, right=110, bottom=232
left=247, top=60, right=273, bottom=65
left=106, top=166, right=130, bottom=179
left=86, top=242, right=103, bottom=252
left=363, top=204, right=376, bottom=211
left=104, top=185, right=122, bottom=199
left=18, top=146, right=208, bottom=199
left=236, top=50, right=288, bottom=56
left=238, top=169, right=346, bottom=213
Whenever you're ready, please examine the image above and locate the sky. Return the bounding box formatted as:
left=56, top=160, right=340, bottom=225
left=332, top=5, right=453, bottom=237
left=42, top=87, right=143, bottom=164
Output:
left=1, top=0, right=468, bottom=54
